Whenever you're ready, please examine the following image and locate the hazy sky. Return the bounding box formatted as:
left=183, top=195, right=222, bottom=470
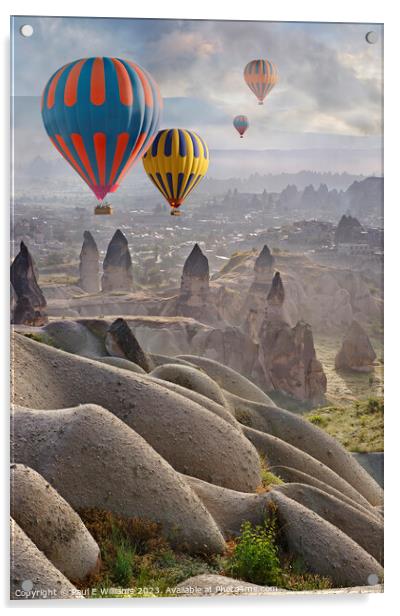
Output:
left=11, top=16, right=383, bottom=171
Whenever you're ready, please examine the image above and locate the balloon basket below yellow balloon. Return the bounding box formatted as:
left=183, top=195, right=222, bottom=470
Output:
left=170, top=209, right=182, bottom=216
left=94, top=204, right=113, bottom=215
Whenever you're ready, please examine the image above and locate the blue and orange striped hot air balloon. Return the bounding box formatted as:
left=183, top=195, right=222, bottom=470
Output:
left=41, top=57, right=162, bottom=213
left=233, top=115, right=249, bottom=138
left=244, top=59, right=278, bottom=105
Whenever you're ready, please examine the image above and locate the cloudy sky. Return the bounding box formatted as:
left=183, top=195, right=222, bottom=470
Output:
left=11, top=15, right=383, bottom=173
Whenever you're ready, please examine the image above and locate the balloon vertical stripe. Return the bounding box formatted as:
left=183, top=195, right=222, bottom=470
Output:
left=111, top=59, right=133, bottom=105
left=46, top=65, right=68, bottom=109
left=143, top=128, right=209, bottom=213
left=64, top=59, right=86, bottom=106
left=70, top=133, right=97, bottom=185
left=90, top=58, right=106, bottom=105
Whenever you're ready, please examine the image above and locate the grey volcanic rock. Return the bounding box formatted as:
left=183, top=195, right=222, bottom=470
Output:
left=243, top=426, right=376, bottom=510
left=269, top=466, right=382, bottom=521
left=163, top=244, right=222, bottom=325
left=105, top=318, right=153, bottom=372
left=178, top=354, right=275, bottom=406
left=269, top=491, right=383, bottom=587
left=43, top=320, right=105, bottom=357
left=146, top=374, right=241, bottom=430
left=78, top=231, right=100, bottom=293
left=150, top=363, right=230, bottom=410
left=182, top=474, right=270, bottom=537
left=272, top=483, right=383, bottom=563
left=255, top=244, right=275, bottom=273
left=12, top=333, right=261, bottom=493
left=267, top=270, right=285, bottom=307
left=258, top=273, right=327, bottom=403
left=10, top=519, right=83, bottom=600
left=190, top=325, right=264, bottom=382
left=243, top=246, right=275, bottom=341
left=225, top=393, right=383, bottom=507
left=11, top=464, right=100, bottom=581
left=93, top=356, right=147, bottom=374
left=11, top=404, right=226, bottom=555
left=10, top=242, right=47, bottom=326
left=182, top=243, right=209, bottom=280
left=101, top=229, right=133, bottom=292
left=335, top=320, right=377, bottom=372
left=335, top=214, right=364, bottom=245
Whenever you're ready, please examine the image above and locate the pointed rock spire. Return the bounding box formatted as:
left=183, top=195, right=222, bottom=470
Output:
left=79, top=231, right=100, bottom=293
left=10, top=242, right=47, bottom=325
left=105, top=318, right=153, bottom=372
left=335, top=320, right=376, bottom=372
left=182, top=244, right=209, bottom=279
left=101, top=230, right=134, bottom=293
left=254, top=245, right=274, bottom=274
left=267, top=271, right=285, bottom=306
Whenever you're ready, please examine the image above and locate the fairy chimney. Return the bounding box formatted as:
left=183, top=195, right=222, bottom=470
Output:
left=101, top=230, right=134, bottom=293
left=10, top=242, right=47, bottom=325
left=258, top=272, right=327, bottom=403
left=79, top=231, right=100, bottom=293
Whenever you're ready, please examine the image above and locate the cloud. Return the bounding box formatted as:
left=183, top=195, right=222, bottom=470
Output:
left=11, top=16, right=383, bottom=155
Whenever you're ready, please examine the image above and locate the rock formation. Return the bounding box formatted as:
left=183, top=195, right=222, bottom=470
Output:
left=242, top=245, right=275, bottom=340
left=10, top=327, right=384, bottom=591
left=335, top=214, right=365, bottom=245
left=78, top=231, right=100, bottom=293
left=335, top=320, right=377, bottom=372
left=255, top=244, right=275, bottom=273
left=10, top=241, right=47, bottom=325
left=258, top=272, right=327, bottom=403
left=105, top=317, right=153, bottom=372
left=10, top=519, right=83, bottom=600
left=164, top=244, right=222, bottom=325
left=11, top=404, right=226, bottom=554
left=101, top=229, right=134, bottom=293
left=11, top=332, right=262, bottom=493
left=11, top=464, right=100, bottom=581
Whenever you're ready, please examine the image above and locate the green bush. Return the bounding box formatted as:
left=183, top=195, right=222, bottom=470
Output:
left=226, top=517, right=282, bottom=586
left=307, top=413, right=328, bottom=427
left=366, top=397, right=384, bottom=414
left=112, top=543, right=134, bottom=587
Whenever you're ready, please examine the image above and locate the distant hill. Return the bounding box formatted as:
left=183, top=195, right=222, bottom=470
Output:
left=343, top=177, right=384, bottom=222
left=201, top=170, right=367, bottom=193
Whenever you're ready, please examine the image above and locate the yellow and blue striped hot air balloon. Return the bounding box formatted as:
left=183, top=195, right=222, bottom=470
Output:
left=244, top=59, right=278, bottom=105
left=142, top=128, right=209, bottom=215
left=41, top=57, right=162, bottom=214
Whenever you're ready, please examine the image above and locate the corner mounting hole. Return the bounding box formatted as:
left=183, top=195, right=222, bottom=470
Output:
left=366, top=31, right=377, bottom=44
left=20, top=24, right=33, bottom=38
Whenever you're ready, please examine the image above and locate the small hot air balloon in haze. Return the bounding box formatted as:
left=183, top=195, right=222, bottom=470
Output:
left=244, top=59, right=278, bottom=105
left=41, top=57, right=162, bottom=215
left=233, top=115, right=249, bottom=138
left=142, top=128, right=209, bottom=216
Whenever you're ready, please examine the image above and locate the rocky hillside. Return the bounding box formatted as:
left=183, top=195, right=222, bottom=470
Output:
left=10, top=323, right=383, bottom=598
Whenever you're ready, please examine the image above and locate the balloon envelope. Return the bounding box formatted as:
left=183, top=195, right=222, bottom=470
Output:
left=244, top=59, right=278, bottom=104
left=233, top=115, right=249, bottom=137
left=41, top=57, right=162, bottom=201
left=142, top=128, right=209, bottom=213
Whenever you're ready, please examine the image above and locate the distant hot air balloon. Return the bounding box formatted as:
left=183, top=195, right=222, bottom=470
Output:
left=233, top=115, right=249, bottom=138
left=41, top=57, right=162, bottom=214
left=142, top=129, right=209, bottom=216
left=244, top=59, right=278, bottom=105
